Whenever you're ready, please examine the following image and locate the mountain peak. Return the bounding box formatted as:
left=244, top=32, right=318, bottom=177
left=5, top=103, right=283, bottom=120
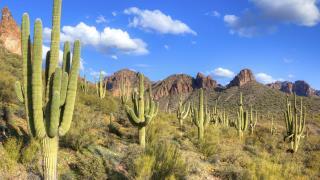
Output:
left=227, top=69, right=255, bottom=88
left=0, top=7, right=21, bottom=55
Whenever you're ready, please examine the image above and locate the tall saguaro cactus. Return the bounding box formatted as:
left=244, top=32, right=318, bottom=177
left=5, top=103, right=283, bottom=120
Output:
left=235, top=93, right=248, bottom=139
left=120, top=73, right=158, bottom=148
left=191, top=89, right=210, bottom=141
left=284, top=94, right=306, bottom=153
left=176, top=96, right=190, bottom=127
left=14, top=0, right=81, bottom=179
left=96, top=71, right=107, bottom=99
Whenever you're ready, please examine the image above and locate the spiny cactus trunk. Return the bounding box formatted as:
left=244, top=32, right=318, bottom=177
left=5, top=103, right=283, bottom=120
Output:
left=198, top=124, right=204, bottom=141
left=138, top=127, right=146, bottom=148
left=42, top=137, right=58, bottom=180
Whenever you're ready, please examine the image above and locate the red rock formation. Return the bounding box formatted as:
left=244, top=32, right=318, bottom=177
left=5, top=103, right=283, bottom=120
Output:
left=268, top=80, right=316, bottom=97
left=195, top=73, right=217, bottom=89
left=0, top=7, right=21, bottom=55
left=227, top=69, right=255, bottom=87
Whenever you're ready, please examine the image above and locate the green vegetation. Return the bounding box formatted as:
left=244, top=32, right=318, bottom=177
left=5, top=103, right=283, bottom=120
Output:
left=284, top=94, right=306, bottom=153
left=120, top=73, right=158, bottom=148
left=235, top=92, right=249, bottom=139
left=191, top=88, right=210, bottom=141
left=96, top=71, right=107, bottom=99
left=176, top=96, right=190, bottom=127
left=13, top=0, right=81, bottom=179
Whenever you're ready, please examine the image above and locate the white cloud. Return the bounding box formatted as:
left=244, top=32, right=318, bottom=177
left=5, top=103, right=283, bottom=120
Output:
left=112, top=11, right=117, bottom=17
left=288, top=74, right=295, bottom=78
left=42, top=45, right=84, bottom=70
left=111, top=55, right=118, bottom=60
left=283, top=58, right=294, bottom=63
left=89, top=69, right=108, bottom=79
left=224, top=0, right=320, bottom=37
left=206, top=10, right=221, bottom=17
left=124, top=7, right=197, bottom=35
left=44, top=22, right=148, bottom=56
left=164, top=44, right=169, bottom=50
left=208, top=67, right=235, bottom=78
left=255, top=72, right=284, bottom=84
left=96, top=15, right=107, bottom=24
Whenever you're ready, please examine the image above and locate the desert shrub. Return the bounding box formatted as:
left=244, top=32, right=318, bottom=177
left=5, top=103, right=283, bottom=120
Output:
left=61, top=104, right=105, bottom=151
left=3, top=137, right=23, bottom=162
left=79, top=93, right=118, bottom=114
left=76, top=153, right=106, bottom=180
left=133, top=154, right=155, bottom=180
left=20, top=139, right=41, bottom=170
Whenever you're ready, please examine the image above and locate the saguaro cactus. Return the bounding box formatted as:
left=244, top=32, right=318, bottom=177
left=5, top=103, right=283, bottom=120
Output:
left=191, top=89, right=210, bottom=141
left=284, top=94, right=306, bottom=153
left=211, top=100, right=220, bottom=126
left=14, top=0, right=81, bottom=179
left=96, top=71, right=107, bottom=99
left=176, top=96, right=190, bottom=128
left=120, top=73, right=158, bottom=148
left=235, top=93, right=248, bottom=139
left=81, top=75, right=89, bottom=94
left=270, top=116, right=276, bottom=135
left=249, top=106, right=257, bottom=135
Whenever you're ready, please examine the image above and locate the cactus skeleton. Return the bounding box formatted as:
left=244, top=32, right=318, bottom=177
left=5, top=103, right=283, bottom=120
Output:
left=284, top=94, right=306, bottom=153
left=120, top=73, right=158, bottom=148
left=235, top=93, right=248, bottom=139
left=96, top=71, right=107, bottom=99
left=14, top=0, right=81, bottom=179
left=191, top=89, right=210, bottom=141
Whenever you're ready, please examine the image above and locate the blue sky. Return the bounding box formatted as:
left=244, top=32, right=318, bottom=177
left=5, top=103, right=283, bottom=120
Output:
left=2, top=0, right=320, bottom=89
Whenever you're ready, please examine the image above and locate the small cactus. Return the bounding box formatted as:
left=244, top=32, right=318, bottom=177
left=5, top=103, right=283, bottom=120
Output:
left=96, top=71, right=107, bottom=99
left=249, top=106, right=257, bottom=135
left=235, top=93, right=248, bottom=139
left=270, top=115, right=276, bottom=135
left=80, top=75, right=89, bottom=94
left=284, top=94, right=306, bottom=153
left=176, top=96, right=190, bottom=128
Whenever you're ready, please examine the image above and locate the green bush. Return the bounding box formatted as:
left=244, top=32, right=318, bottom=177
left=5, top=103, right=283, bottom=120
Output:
left=77, top=153, right=106, bottom=180
left=3, top=137, right=23, bottom=162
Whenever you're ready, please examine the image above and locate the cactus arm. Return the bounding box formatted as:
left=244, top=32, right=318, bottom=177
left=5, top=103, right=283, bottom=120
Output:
left=60, top=72, right=69, bottom=106
left=59, top=40, right=81, bottom=136
left=48, top=68, right=62, bottom=138
left=125, top=105, right=142, bottom=126
left=32, top=19, right=46, bottom=138
left=62, top=41, right=71, bottom=73
left=15, top=81, right=25, bottom=103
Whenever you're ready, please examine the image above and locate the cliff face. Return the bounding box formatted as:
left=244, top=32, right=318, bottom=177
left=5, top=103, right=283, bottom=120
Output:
left=267, top=80, right=316, bottom=97
left=105, top=69, right=151, bottom=97
left=0, top=7, right=21, bottom=55
left=227, top=69, right=255, bottom=88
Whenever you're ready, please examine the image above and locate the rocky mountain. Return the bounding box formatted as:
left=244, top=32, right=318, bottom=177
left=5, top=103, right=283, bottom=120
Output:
left=0, top=7, right=21, bottom=55
left=267, top=80, right=316, bottom=97
left=227, top=69, right=255, bottom=88
left=105, top=69, right=151, bottom=96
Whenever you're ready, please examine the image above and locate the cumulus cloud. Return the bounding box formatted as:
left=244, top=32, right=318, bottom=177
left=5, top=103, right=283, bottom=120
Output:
left=124, top=7, right=197, bottom=35
left=255, top=72, right=284, bottom=84
left=42, top=45, right=84, bottom=70
left=89, top=70, right=108, bottom=79
left=208, top=67, right=235, bottom=78
left=111, top=55, right=118, bottom=60
left=164, top=44, right=169, bottom=50
left=44, top=22, right=148, bottom=56
left=224, top=0, right=320, bottom=37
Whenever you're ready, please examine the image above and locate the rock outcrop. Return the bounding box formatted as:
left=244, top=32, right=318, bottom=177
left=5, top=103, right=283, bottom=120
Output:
left=152, top=74, right=194, bottom=100
left=0, top=7, right=21, bottom=55
left=194, top=73, right=217, bottom=89
left=227, top=69, right=255, bottom=88
left=268, top=80, right=316, bottom=97
left=105, top=69, right=151, bottom=97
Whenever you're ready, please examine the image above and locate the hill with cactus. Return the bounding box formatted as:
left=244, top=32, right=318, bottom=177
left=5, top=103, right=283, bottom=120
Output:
left=0, top=4, right=320, bottom=180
